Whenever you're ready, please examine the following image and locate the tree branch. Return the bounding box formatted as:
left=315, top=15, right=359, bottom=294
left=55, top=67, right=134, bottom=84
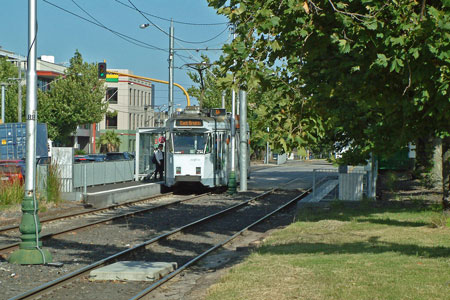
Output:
left=420, top=0, right=426, bottom=21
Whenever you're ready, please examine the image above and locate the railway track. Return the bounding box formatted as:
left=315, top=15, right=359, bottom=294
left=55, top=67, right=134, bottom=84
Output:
left=0, top=193, right=176, bottom=234
left=7, top=188, right=309, bottom=300
left=0, top=193, right=208, bottom=255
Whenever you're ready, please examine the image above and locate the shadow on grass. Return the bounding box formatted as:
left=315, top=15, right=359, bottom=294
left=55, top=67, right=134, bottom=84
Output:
left=256, top=238, right=450, bottom=258
left=355, top=217, right=429, bottom=227
left=297, top=201, right=432, bottom=228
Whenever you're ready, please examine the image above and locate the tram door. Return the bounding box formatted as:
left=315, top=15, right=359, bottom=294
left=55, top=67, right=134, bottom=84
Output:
left=211, top=131, right=225, bottom=185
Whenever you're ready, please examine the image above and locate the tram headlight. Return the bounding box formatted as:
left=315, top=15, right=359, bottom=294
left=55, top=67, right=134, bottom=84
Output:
left=196, top=167, right=201, bottom=175
left=176, top=167, right=181, bottom=174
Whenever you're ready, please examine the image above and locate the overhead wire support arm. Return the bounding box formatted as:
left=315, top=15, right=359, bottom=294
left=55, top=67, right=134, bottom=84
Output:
left=107, top=71, right=191, bottom=106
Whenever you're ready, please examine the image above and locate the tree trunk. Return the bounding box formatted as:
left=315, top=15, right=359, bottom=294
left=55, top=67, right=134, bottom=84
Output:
left=441, top=137, right=450, bottom=210
left=415, top=136, right=434, bottom=177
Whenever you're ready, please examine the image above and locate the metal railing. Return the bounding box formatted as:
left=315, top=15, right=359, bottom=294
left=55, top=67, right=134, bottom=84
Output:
left=41, top=160, right=135, bottom=193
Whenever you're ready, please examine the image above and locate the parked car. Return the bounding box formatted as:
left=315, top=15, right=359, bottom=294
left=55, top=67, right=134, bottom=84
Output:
left=0, top=157, right=51, bottom=184
left=74, top=155, right=92, bottom=163
left=0, top=164, right=24, bottom=185
left=105, top=152, right=133, bottom=161
left=86, top=154, right=106, bottom=162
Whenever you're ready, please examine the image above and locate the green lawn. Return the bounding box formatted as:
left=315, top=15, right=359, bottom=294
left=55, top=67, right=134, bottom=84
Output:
left=205, top=203, right=450, bottom=300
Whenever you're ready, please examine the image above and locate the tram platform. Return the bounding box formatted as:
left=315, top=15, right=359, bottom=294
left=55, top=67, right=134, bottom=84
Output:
left=83, top=160, right=334, bottom=208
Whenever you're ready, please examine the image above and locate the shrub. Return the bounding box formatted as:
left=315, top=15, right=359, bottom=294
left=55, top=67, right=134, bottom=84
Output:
left=0, top=180, right=24, bottom=206
left=429, top=212, right=450, bottom=228
left=45, top=163, right=62, bottom=204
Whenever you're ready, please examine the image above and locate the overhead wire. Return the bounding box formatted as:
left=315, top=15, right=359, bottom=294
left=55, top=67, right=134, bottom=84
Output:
left=113, top=0, right=228, bottom=26
left=125, top=0, right=227, bottom=79
left=43, top=0, right=167, bottom=52
left=126, top=0, right=229, bottom=45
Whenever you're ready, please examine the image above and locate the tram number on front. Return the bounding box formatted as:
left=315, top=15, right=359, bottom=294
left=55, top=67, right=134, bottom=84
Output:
left=176, top=119, right=203, bottom=127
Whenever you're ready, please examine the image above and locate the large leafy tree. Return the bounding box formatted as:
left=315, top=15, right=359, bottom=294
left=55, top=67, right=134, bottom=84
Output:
left=208, top=1, right=450, bottom=207
left=38, top=50, right=107, bottom=144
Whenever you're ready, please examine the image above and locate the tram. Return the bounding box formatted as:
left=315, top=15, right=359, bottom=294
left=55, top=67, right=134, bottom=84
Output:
left=135, top=106, right=249, bottom=188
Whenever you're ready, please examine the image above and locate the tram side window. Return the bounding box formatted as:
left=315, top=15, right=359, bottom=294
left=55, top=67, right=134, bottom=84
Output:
left=173, top=132, right=207, bottom=154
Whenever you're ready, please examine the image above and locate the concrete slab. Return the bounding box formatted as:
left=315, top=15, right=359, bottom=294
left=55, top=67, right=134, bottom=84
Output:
left=89, top=261, right=177, bottom=282
left=84, top=182, right=163, bottom=208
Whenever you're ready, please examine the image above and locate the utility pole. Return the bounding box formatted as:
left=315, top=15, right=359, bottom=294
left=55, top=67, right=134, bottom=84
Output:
left=168, top=19, right=174, bottom=116
left=9, top=0, right=52, bottom=265
left=227, top=24, right=237, bottom=194
left=221, top=91, right=225, bottom=109
left=239, top=90, right=248, bottom=191
left=266, top=127, right=270, bottom=164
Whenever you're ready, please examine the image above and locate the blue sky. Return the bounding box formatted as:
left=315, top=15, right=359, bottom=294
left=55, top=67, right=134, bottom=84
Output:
left=0, top=0, right=230, bottom=107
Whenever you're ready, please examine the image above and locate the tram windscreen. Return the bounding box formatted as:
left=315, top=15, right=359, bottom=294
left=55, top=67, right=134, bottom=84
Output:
left=173, top=132, right=207, bottom=154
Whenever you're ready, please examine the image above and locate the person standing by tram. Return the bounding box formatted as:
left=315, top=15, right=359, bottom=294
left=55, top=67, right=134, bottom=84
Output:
left=154, top=143, right=164, bottom=181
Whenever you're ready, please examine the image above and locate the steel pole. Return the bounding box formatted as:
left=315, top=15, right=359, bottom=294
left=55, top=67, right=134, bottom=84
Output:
left=266, top=127, right=270, bottom=164
left=1, top=84, right=5, bottom=122
left=221, top=91, right=225, bottom=109
left=9, top=0, right=52, bottom=265
left=239, top=90, right=248, bottom=191
left=168, top=19, right=174, bottom=116
left=227, top=88, right=237, bottom=194
left=227, top=25, right=237, bottom=194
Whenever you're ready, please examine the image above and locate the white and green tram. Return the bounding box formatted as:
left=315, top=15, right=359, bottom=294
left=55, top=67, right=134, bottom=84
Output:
left=136, top=106, right=249, bottom=188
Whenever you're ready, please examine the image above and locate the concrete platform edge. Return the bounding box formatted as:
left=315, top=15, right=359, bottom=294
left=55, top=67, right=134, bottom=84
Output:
left=84, top=182, right=163, bottom=208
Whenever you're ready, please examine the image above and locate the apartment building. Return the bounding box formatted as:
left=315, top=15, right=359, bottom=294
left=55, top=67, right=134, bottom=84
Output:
left=98, top=69, right=155, bottom=153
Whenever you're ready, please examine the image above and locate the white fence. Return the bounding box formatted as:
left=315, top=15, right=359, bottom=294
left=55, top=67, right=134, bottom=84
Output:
left=312, top=166, right=377, bottom=201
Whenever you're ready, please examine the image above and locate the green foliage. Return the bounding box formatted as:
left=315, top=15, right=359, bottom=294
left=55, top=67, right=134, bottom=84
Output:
left=187, top=55, right=230, bottom=110
left=45, top=163, right=62, bottom=204
left=429, top=212, right=449, bottom=228
left=0, top=180, right=24, bottom=206
left=0, top=57, right=22, bottom=123
left=98, top=130, right=121, bottom=153
left=38, top=50, right=107, bottom=144
left=207, top=0, right=450, bottom=165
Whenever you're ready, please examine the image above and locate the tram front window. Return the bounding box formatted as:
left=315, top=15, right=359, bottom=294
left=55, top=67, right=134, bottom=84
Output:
left=173, top=132, right=207, bottom=154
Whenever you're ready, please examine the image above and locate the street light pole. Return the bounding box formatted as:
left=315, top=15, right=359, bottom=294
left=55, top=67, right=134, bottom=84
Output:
left=9, top=0, right=52, bottom=265
left=168, top=19, right=174, bottom=116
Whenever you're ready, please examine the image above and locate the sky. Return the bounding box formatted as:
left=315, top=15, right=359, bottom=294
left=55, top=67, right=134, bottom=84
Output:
left=0, top=0, right=231, bottom=107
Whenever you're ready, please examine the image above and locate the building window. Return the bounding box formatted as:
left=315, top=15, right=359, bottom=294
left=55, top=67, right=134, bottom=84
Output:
left=106, top=88, right=118, bottom=104
left=129, top=88, right=132, bottom=105
left=106, top=113, right=117, bottom=129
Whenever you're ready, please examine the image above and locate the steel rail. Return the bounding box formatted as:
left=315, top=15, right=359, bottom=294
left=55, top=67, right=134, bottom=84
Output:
left=0, top=193, right=174, bottom=233
left=0, top=193, right=207, bottom=255
left=129, top=189, right=310, bottom=299
left=8, top=189, right=275, bottom=300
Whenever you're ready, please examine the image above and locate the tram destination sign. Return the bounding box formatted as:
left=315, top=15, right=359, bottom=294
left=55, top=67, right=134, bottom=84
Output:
left=176, top=119, right=203, bottom=127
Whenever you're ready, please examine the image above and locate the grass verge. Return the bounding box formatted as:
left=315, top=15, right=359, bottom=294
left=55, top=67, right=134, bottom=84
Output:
left=205, top=202, right=450, bottom=300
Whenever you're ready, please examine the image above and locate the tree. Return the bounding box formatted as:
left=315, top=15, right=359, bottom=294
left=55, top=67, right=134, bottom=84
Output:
left=38, top=50, right=107, bottom=144
left=0, top=57, right=20, bottom=123
left=208, top=1, right=450, bottom=208
left=98, top=130, right=121, bottom=153
left=187, top=55, right=231, bottom=110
